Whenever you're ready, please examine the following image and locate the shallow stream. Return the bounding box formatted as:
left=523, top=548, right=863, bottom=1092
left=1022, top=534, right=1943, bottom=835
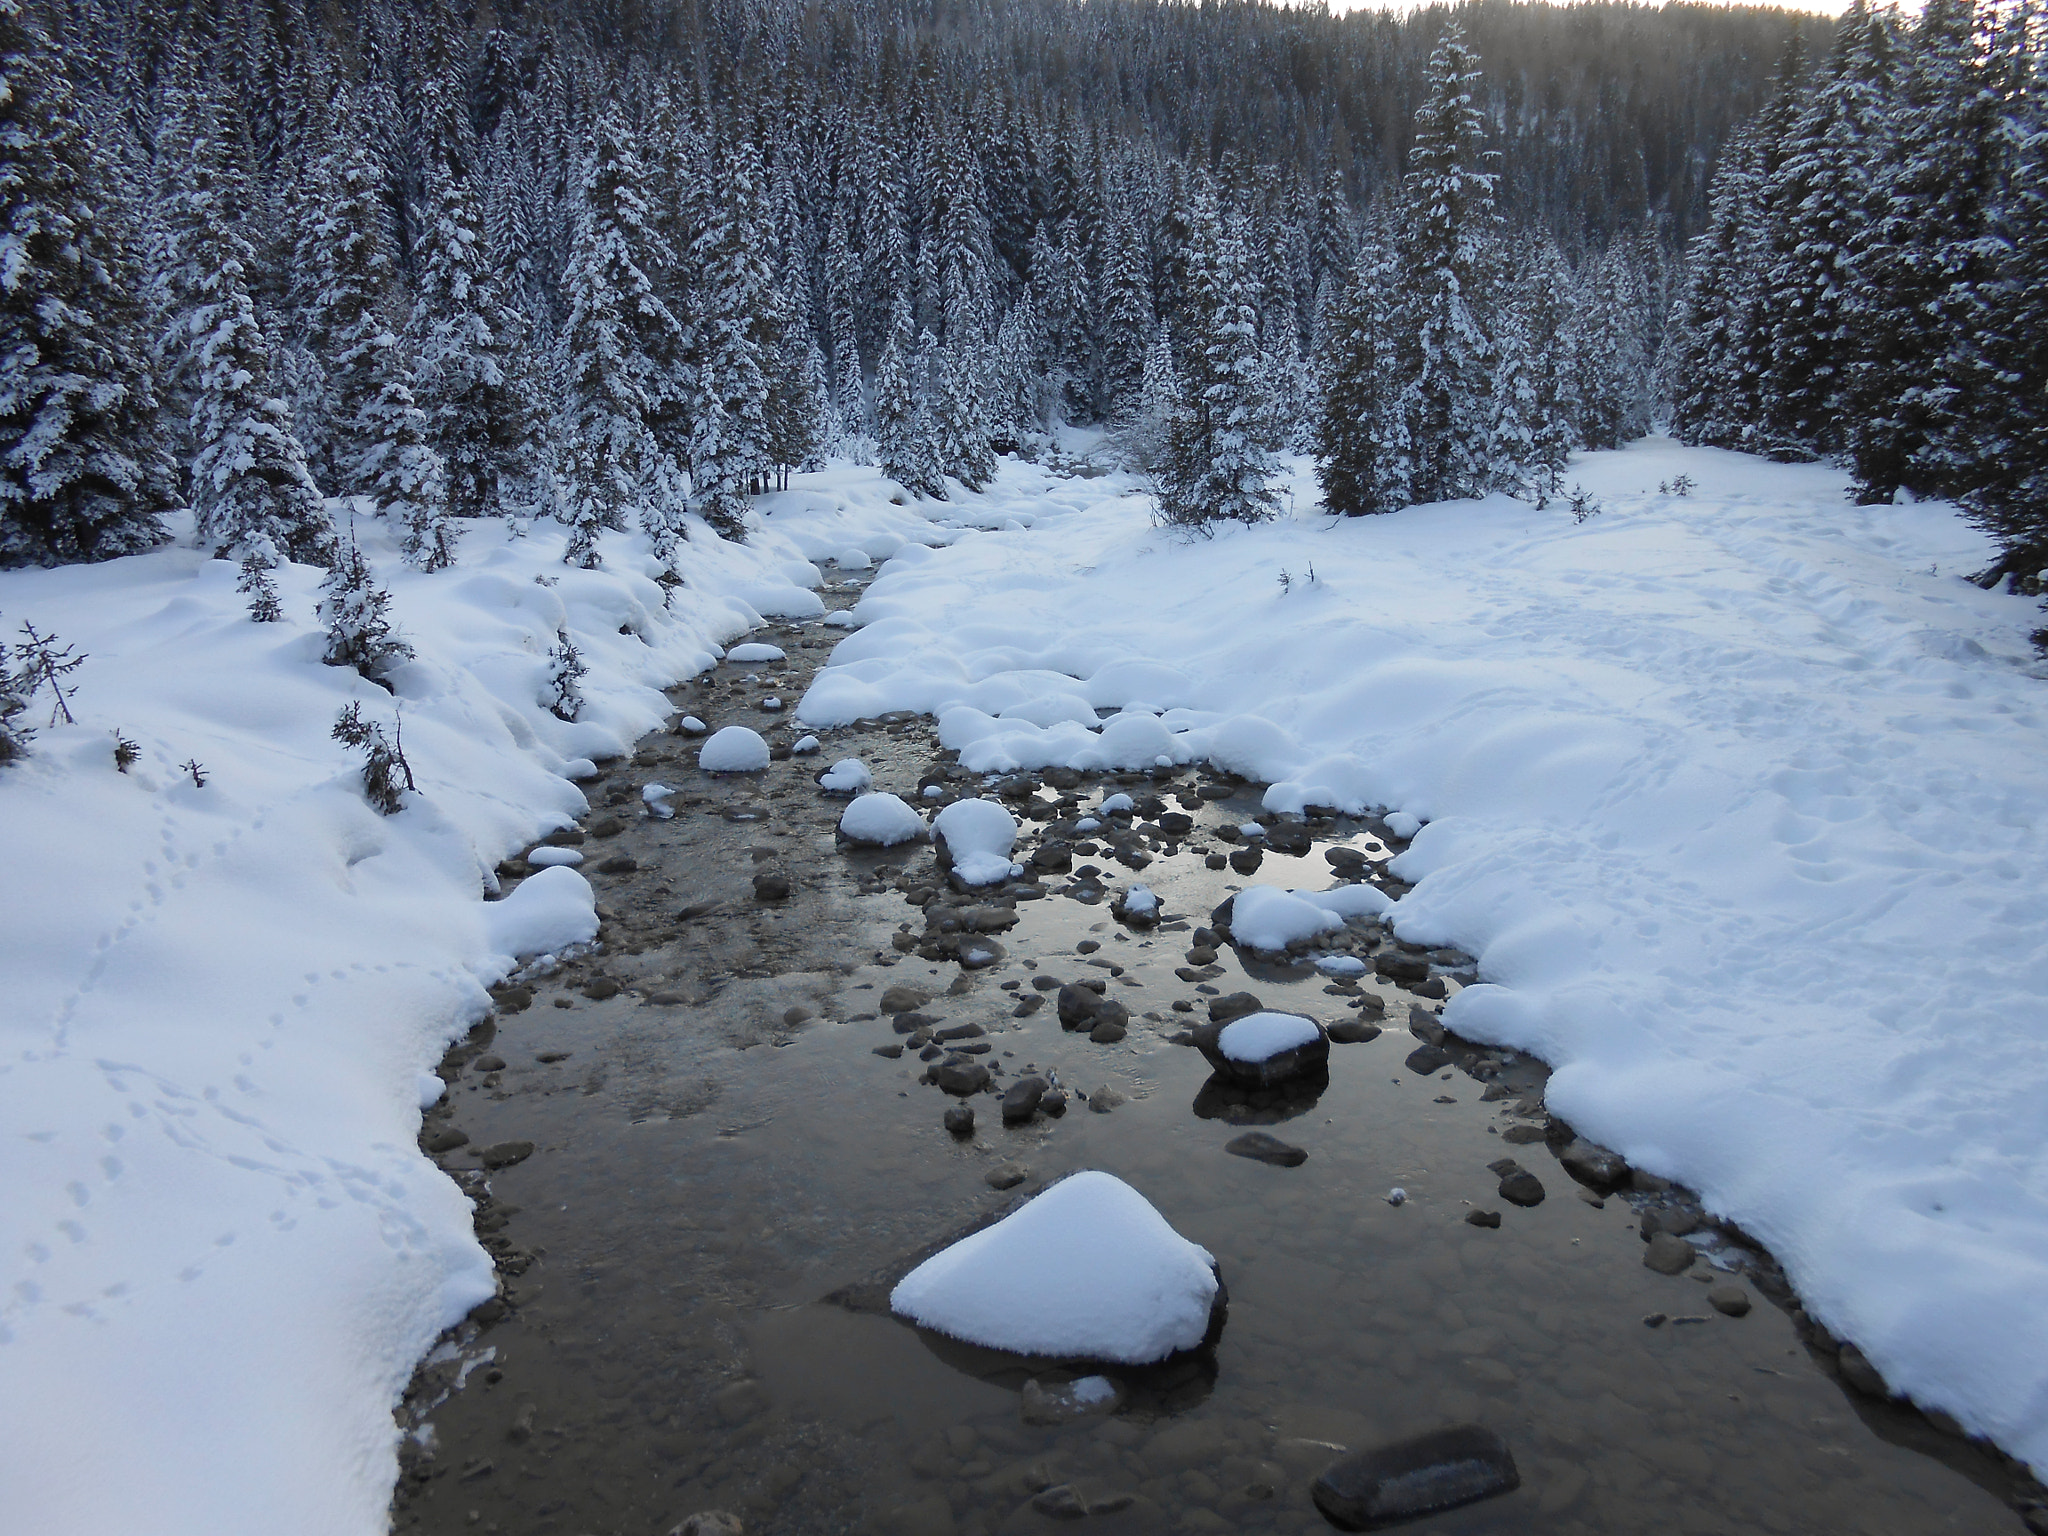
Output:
left=391, top=579, right=2040, bottom=1536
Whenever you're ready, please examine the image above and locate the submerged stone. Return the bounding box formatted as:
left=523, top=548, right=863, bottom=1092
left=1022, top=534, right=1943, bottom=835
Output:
left=1311, top=1423, right=1520, bottom=1530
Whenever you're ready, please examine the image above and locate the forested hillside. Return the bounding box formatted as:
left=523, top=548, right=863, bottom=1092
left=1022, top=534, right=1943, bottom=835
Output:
left=1, top=0, right=1813, bottom=581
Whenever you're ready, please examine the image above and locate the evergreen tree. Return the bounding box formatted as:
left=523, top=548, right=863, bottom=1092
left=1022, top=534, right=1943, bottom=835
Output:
left=0, top=0, right=174, bottom=568
left=1097, top=198, right=1155, bottom=421
left=318, top=535, right=412, bottom=680
left=1155, top=196, right=1276, bottom=530
left=873, top=307, right=943, bottom=499
left=688, top=138, right=777, bottom=539
left=1668, top=124, right=1770, bottom=449
left=1516, top=241, right=1580, bottom=503
left=155, top=106, right=331, bottom=565
left=1395, top=22, right=1505, bottom=503
left=1574, top=243, right=1653, bottom=451
left=1315, top=237, right=1407, bottom=516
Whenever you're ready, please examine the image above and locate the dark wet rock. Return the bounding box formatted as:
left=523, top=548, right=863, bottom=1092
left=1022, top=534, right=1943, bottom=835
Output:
left=751, top=872, right=791, bottom=901
left=1500, top=1124, right=1547, bottom=1145
left=1031, top=974, right=1062, bottom=991
left=1158, top=812, right=1194, bottom=835
left=490, top=985, right=533, bottom=1014
left=1225, top=1131, right=1307, bottom=1167
left=1206, top=992, right=1264, bottom=1027
left=1020, top=1378, right=1126, bottom=1427
left=935, top=1023, right=986, bottom=1041
left=478, top=1140, right=536, bottom=1168
left=1089, top=1086, right=1127, bottom=1114
left=933, top=1061, right=991, bottom=1096
left=1837, top=1345, right=1889, bottom=1398
left=1326, top=846, right=1371, bottom=872
left=1031, top=842, right=1074, bottom=872
left=1193, top=1013, right=1330, bottom=1088
left=423, top=1126, right=470, bottom=1153
left=580, top=977, right=621, bottom=1001
left=1002, top=1075, right=1049, bottom=1124
left=881, top=985, right=932, bottom=1014
left=1088, top=1021, right=1128, bottom=1044
left=919, top=1044, right=943, bottom=1062
left=985, top=1162, right=1029, bottom=1191
left=536, top=1051, right=571, bottom=1064
left=595, top=854, right=638, bottom=875
left=1311, top=1423, right=1520, bottom=1531
left=1184, top=945, right=1219, bottom=966
left=1641, top=1205, right=1701, bottom=1239
left=1479, top=1084, right=1514, bottom=1102
left=588, top=816, right=625, bottom=838
left=1464, top=1209, right=1502, bottom=1229
left=957, top=938, right=1007, bottom=969
left=1631, top=1169, right=1674, bottom=1195
left=873, top=1043, right=904, bottom=1059
left=473, top=1054, right=508, bottom=1072
left=540, top=827, right=586, bottom=847
left=1204, top=853, right=1229, bottom=870
left=1013, top=995, right=1044, bottom=1018
left=1374, top=952, right=1429, bottom=982
left=1228, top=847, right=1264, bottom=875
left=1039, top=1089, right=1068, bottom=1117
left=963, top=905, right=1019, bottom=932
left=1643, top=1232, right=1696, bottom=1275
left=1407, top=1006, right=1447, bottom=1045
left=1559, top=1138, right=1630, bottom=1194
left=1411, top=976, right=1448, bottom=1000
left=1266, top=824, right=1311, bottom=855
left=1057, top=983, right=1129, bottom=1033
left=1708, top=1284, right=1752, bottom=1318
left=1329, top=1020, right=1383, bottom=1044
left=1497, top=1169, right=1546, bottom=1207
left=1404, top=1044, right=1451, bottom=1075
left=1197, top=783, right=1235, bottom=800
left=943, top=1105, right=976, bottom=1136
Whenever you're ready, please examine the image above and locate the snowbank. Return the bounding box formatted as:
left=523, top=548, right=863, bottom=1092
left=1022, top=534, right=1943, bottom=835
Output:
left=891, top=1171, right=1219, bottom=1363
left=1228, top=883, right=1395, bottom=952
left=797, top=439, right=2048, bottom=1475
left=0, top=503, right=853, bottom=1536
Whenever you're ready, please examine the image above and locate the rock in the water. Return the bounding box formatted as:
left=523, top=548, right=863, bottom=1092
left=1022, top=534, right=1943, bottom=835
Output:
left=1329, top=1020, right=1383, bottom=1044
left=933, top=1061, right=991, bottom=1096
left=882, top=986, right=932, bottom=1014
left=986, top=1162, right=1029, bottom=1191
left=1057, top=983, right=1129, bottom=1034
left=839, top=792, right=926, bottom=847
left=1497, top=1169, right=1545, bottom=1207
left=1089, top=1021, right=1127, bottom=1045
left=1464, top=1209, right=1502, bottom=1229
left=1228, top=847, right=1263, bottom=874
left=698, top=726, right=770, bottom=773
left=596, top=855, right=638, bottom=875
left=1404, top=1044, right=1451, bottom=1075
left=478, top=1140, right=536, bottom=1168
left=1002, top=1075, right=1049, bottom=1125
left=1708, top=1284, right=1752, bottom=1318
left=1310, top=1423, right=1520, bottom=1531
left=1225, top=1132, right=1307, bottom=1168
left=1039, top=1089, right=1069, bottom=1117
left=943, top=1105, right=975, bottom=1137
left=423, top=1126, right=470, bottom=1153
left=751, top=872, right=790, bottom=901
left=1373, top=952, right=1429, bottom=983
left=1205, top=992, right=1264, bottom=1027
left=1089, top=1086, right=1127, bottom=1114
left=1020, top=1376, right=1124, bottom=1427
left=1193, top=1011, right=1330, bottom=1088
left=1559, top=1138, right=1629, bottom=1194
left=890, top=1171, right=1222, bottom=1364
left=1643, top=1232, right=1696, bottom=1275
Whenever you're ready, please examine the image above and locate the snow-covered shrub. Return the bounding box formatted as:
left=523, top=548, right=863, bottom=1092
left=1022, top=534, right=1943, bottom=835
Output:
left=318, top=538, right=413, bottom=681
left=332, top=701, right=413, bottom=814
left=542, top=627, right=586, bottom=722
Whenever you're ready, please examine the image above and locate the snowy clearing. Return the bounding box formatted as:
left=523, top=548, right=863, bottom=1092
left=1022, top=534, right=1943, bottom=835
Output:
left=798, top=438, right=2048, bottom=1475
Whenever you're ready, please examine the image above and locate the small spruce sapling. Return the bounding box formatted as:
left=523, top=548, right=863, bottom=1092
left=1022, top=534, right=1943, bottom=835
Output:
left=1568, top=486, right=1603, bottom=525
left=112, top=730, right=139, bottom=772
left=318, top=538, right=414, bottom=681
left=543, top=627, right=587, bottom=721
left=14, top=620, right=83, bottom=724
left=237, top=547, right=283, bottom=621
left=0, top=642, right=29, bottom=764
left=333, top=701, right=415, bottom=815
left=180, top=758, right=208, bottom=788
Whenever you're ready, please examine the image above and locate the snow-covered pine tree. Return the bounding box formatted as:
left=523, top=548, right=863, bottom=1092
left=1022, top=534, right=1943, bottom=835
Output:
left=873, top=304, right=944, bottom=499
left=688, top=138, right=777, bottom=539
left=1155, top=195, right=1277, bottom=530
left=155, top=104, right=332, bottom=565
left=1394, top=21, right=1505, bottom=504
left=1667, top=121, right=1771, bottom=449
left=410, top=77, right=549, bottom=524
left=1121, top=324, right=1181, bottom=475
left=1515, top=241, right=1580, bottom=504
left=1097, top=197, right=1155, bottom=422
left=237, top=542, right=283, bottom=621
left=542, top=626, right=586, bottom=721
left=935, top=337, right=995, bottom=490
left=1315, top=234, right=1408, bottom=516
left=1574, top=243, right=1653, bottom=451
left=318, top=535, right=412, bottom=680
left=557, top=102, right=676, bottom=563
left=0, top=0, right=176, bottom=567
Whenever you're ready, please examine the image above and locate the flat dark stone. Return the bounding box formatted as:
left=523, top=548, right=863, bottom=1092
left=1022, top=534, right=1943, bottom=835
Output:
left=1329, top=1020, right=1382, bottom=1044
left=1404, top=1044, right=1451, bottom=1075
left=1225, top=1131, right=1307, bottom=1167
left=1559, top=1137, right=1630, bottom=1194
left=595, top=855, right=638, bottom=875
left=1311, top=1423, right=1520, bottom=1531
left=1464, top=1209, right=1501, bottom=1229
left=932, top=1062, right=990, bottom=1096
left=477, top=1140, right=535, bottom=1169
left=1498, top=1170, right=1545, bottom=1207
left=1374, top=953, right=1430, bottom=982
left=422, top=1126, right=469, bottom=1153
left=1001, top=1076, right=1048, bottom=1124
left=1206, top=991, right=1264, bottom=1026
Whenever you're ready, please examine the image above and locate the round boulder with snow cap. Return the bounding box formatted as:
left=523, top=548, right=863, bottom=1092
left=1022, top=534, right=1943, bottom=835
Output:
left=932, top=797, right=1020, bottom=887
left=839, top=792, right=926, bottom=847
left=1192, top=1010, right=1331, bottom=1088
left=890, top=1171, right=1224, bottom=1364
left=697, top=725, right=770, bottom=773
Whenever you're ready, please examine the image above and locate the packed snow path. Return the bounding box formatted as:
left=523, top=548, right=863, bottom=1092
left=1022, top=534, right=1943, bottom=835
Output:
left=795, top=438, right=2048, bottom=1474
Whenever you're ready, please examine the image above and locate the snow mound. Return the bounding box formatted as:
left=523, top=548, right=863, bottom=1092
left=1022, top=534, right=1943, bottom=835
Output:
left=678, top=715, right=707, bottom=734
left=416, top=1073, right=447, bottom=1109
left=1219, top=1012, right=1322, bottom=1064
left=1384, top=811, right=1422, bottom=839
left=1229, top=884, right=1395, bottom=952
left=727, top=642, right=785, bottom=663
left=1099, top=793, right=1134, bottom=815
left=836, top=548, right=872, bottom=570
left=818, top=758, right=873, bottom=793
left=1315, top=955, right=1369, bottom=977
left=934, top=797, right=1020, bottom=886
left=840, top=793, right=926, bottom=846
left=698, top=725, right=770, bottom=772
left=1119, top=884, right=1159, bottom=918
left=562, top=757, right=600, bottom=780
left=890, top=1171, right=1219, bottom=1364
left=526, top=846, right=583, bottom=868
left=792, top=735, right=821, bottom=755
left=484, top=866, right=598, bottom=959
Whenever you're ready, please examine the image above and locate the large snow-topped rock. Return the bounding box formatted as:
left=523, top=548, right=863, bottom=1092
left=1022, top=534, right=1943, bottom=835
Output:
left=698, top=725, right=770, bottom=772
left=840, top=793, right=926, bottom=846
left=1226, top=884, right=1394, bottom=953
left=727, top=642, right=786, bottom=663
left=484, top=866, right=598, bottom=959
left=891, top=1172, right=1221, bottom=1364
left=818, top=757, right=873, bottom=794
left=1193, top=1010, right=1330, bottom=1088
left=933, top=797, right=1020, bottom=886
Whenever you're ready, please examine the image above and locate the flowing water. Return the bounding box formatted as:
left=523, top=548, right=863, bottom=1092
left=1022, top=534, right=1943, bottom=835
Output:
left=391, top=584, right=2040, bottom=1536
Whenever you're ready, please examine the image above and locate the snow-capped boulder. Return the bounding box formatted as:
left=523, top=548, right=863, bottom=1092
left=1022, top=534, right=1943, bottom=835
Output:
left=727, top=642, right=786, bottom=663
left=890, top=1171, right=1223, bottom=1364
left=818, top=758, right=873, bottom=794
left=1193, top=1010, right=1331, bottom=1088
left=933, top=797, right=1020, bottom=886
left=1221, top=884, right=1395, bottom=953
left=698, top=726, right=770, bottom=773
left=840, top=793, right=926, bottom=846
